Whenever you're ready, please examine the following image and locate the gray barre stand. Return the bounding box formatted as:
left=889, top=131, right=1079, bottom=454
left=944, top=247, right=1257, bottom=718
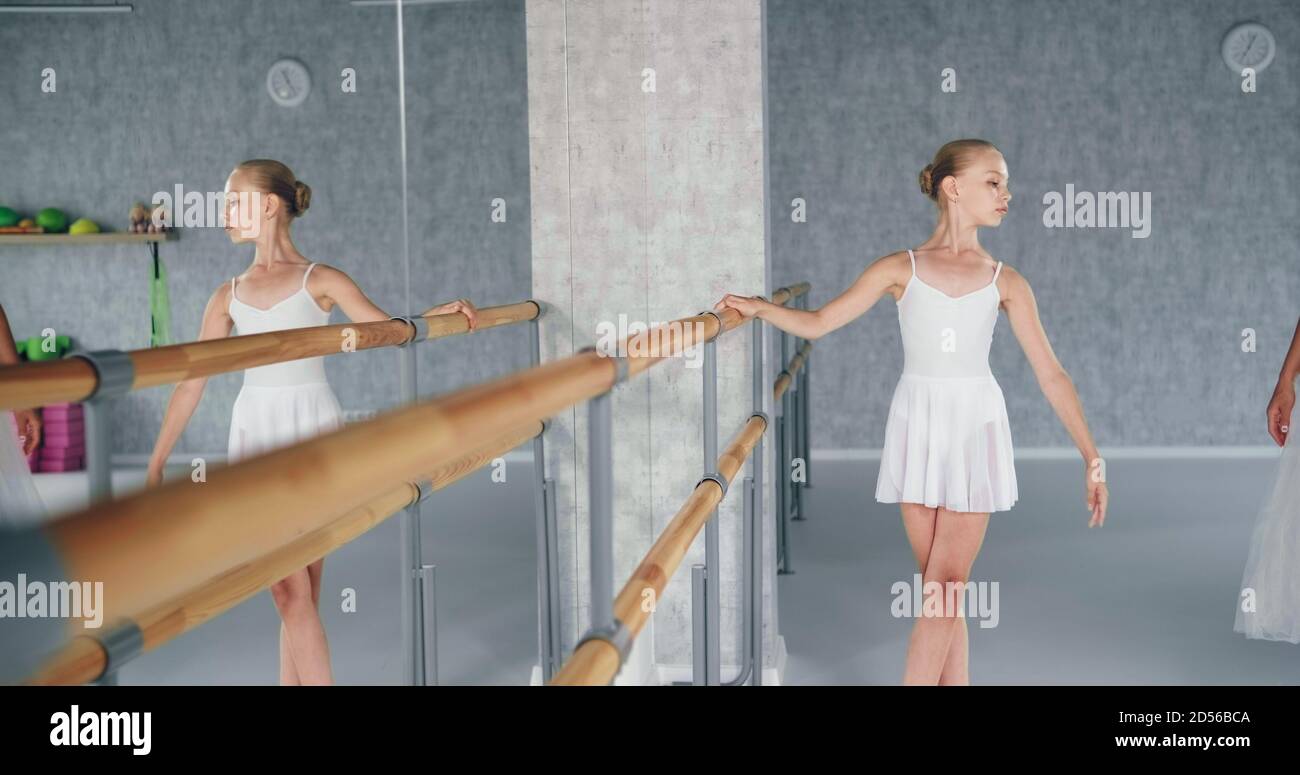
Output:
left=798, top=293, right=812, bottom=492
left=530, top=307, right=562, bottom=683
left=691, top=309, right=767, bottom=687
left=692, top=311, right=723, bottom=685
left=721, top=303, right=768, bottom=686
left=391, top=313, right=426, bottom=686
left=570, top=349, right=633, bottom=684
left=64, top=348, right=136, bottom=686
left=776, top=332, right=794, bottom=574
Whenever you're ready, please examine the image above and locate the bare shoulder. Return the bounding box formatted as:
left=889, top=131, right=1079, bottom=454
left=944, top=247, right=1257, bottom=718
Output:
left=870, top=250, right=914, bottom=300
left=998, top=262, right=1026, bottom=285
left=994, top=262, right=1034, bottom=306
left=210, top=279, right=233, bottom=309
left=876, top=249, right=913, bottom=268
left=201, top=281, right=235, bottom=332
left=305, top=262, right=350, bottom=289
left=866, top=249, right=914, bottom=281
left=307, top=261, right=342, bottom=278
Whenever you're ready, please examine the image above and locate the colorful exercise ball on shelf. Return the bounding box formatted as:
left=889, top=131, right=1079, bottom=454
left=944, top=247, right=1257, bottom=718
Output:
left=0, top=207, right=19, bottom=227
left=69, top=218, right=100, bottom=235
left=35, top=208, right=69, bottom=233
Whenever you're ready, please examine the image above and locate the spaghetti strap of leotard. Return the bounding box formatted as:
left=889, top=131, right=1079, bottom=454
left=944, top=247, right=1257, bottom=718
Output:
left=301, top=262, right=318, bottom=289
left=992, top=260, right=1004, bottom=282
left=907, top=248, right=916, bottom=276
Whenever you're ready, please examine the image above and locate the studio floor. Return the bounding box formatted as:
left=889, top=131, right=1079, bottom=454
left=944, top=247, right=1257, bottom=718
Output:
left=37, top=454, right=1300, bottom=685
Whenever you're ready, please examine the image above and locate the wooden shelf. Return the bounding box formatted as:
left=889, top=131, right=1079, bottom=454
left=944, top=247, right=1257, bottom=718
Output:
left=0, top=232, right=176, bottom=245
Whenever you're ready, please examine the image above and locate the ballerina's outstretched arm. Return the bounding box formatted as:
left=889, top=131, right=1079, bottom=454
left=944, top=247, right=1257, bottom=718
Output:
left=305, top=264, right=479, bottom=331
left=713, top=251, right=912, bottom=339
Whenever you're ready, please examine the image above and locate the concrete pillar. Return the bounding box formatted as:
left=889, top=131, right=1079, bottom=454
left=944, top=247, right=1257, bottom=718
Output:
left=527, top=0, right=782, bottom=684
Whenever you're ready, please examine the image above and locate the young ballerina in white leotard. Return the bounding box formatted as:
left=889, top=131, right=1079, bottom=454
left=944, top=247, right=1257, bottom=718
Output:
left=717, top=139, right=1110, bottom=685
left=1235, top=316, right=1300, bottom=643
left=145, top=159, right=480, bottom=685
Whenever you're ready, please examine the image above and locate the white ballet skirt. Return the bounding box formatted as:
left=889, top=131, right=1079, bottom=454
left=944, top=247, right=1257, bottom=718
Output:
left=227, top=263, right=344, bottom=464
left=0, top=409, right=47, bottom=527
left=1234, top=434, right=1300, bottom=644
left=875, top=249, right=1018, bottom=513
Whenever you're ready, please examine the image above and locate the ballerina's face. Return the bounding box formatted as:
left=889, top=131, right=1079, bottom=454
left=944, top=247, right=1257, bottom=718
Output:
left=950, top=148, right=1012, bottom=227
left=221, top=169, right=275, bottom=243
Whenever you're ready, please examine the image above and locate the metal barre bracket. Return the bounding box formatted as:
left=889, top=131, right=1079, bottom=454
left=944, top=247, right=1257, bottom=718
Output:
left=389, top=315, right=429, bottom=347
left=577, top=345, right=630, bottom=385
left=96, top=620, right=144, bottom=677
left=751, top=410, right=771, bottom=428
left=697, top=472, right=729, bottom=498
left=525, top=298, right=547, bottom=319
left=695, top=310, right=723, bottom=343
left=415, top=479, right=435, bottom=503
left=575, top=618, right=634, bottom=661
left=64, top=349, right=134, bottom=401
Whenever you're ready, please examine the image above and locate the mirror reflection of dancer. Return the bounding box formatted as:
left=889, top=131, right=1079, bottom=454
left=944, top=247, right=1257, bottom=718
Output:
left=716, top=139, right=1109, bottom=685
left=1235, top=316, right=1300, bottom=643
left=145, top=159, right=479, bottom=685
left=0, top=303, right=47, bottom=527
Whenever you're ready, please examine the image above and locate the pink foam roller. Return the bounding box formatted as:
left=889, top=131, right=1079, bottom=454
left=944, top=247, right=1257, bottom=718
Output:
left=40, top=445, right=85, bottom=460
left=38, top=457, right=83, bottom=472
left=43, top=419, right=85, bottom=435
left=41, top=440, right=86, bottom=453
left=42, top=403, right=84, bottom=420
left=42, top=426, right=82, bottom=444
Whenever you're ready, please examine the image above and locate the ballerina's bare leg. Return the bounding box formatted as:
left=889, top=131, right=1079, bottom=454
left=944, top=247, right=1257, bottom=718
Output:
left=900, top=503, right=990, bottom=685
left=270, top=557, right=332, bottom=686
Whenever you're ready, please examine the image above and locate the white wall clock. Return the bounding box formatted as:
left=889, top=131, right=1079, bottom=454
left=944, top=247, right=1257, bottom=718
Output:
left=267, top=58, right=311, bottom=107
left=1221, top=22, right=1275, bottom=73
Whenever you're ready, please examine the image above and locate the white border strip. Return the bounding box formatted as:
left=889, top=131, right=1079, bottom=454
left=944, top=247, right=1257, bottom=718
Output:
left=111, top=446, right=1282, bottom=470
left=809, top=446, right=1283, bottom=461
left=110, top=450, right=536, bottom=467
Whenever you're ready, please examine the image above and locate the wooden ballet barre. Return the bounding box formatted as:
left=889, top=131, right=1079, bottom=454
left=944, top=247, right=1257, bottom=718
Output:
left=0, top=283, right=809, bottom=682
left=0, top=299, right=541, bottom=412
left=549, top=413, right=768, bottom=686
left=24, top=420, right=544, bottom=686
left=773, top=340, right=813, bottom=402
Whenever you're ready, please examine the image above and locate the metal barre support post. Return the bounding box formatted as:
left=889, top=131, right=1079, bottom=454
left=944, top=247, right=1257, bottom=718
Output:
left=780, top=382, right=795, bottom=573
left=791, top=297, right=806, bottom=522
left=585, top=388, right=618, bottom=680
left=529, top=316, right=561, bottom=683
left=694, top=311, right=722, bottom=685
left=397, top=331, right=423, bottom=686
left=795, top=292, right=806, bottom=491
left=749, top=308, right=767, bottom=685
left=389, top=314, right=430, bottom=347
left=66, top=350, right=135, bottom=512
left=572, top=386, right=636, bottom=682
left=418, top=564, right=438, bottom=686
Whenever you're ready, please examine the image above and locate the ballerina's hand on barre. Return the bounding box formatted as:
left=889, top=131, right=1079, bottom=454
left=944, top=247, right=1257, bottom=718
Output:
left=420, top=298, right=480, bottom=331
left=714, top=293, right=824, bottom=341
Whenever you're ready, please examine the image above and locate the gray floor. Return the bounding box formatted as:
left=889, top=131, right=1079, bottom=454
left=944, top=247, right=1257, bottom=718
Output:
left=781, top=457, right=1300, bottom=685
left=55, top=455, right=1299, bottom=685
left=114, top=459, right=540, bottom=686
